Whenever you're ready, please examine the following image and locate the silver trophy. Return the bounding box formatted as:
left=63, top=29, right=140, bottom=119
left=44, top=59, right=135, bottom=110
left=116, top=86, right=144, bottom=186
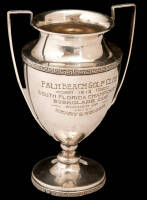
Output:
left=7, top=4, right=136, bottom=197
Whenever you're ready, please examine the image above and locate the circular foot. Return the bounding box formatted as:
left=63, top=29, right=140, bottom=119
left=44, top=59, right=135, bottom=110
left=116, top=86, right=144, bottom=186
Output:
left=31, top=157, right=106, bottom=197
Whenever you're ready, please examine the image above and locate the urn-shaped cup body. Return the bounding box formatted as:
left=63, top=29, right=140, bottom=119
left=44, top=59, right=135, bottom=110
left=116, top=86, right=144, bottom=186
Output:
left=22, top=10, right=122, bottom=145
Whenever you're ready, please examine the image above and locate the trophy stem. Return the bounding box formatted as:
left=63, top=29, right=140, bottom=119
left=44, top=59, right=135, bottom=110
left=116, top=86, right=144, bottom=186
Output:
left=57, top=143, right=81, bottom=165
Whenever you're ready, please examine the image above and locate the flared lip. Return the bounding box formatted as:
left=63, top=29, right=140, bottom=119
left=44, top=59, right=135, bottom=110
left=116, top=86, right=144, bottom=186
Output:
left=31, top=9, right=114, bottom=36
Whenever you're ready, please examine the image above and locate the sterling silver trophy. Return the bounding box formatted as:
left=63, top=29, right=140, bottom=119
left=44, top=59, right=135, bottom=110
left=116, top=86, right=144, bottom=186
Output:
left=7, top=4, right=136, bottom=197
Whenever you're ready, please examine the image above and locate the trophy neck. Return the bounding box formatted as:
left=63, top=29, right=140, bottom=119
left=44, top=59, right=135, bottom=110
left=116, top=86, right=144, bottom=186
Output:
left=31, top=32, right=110, bottom=62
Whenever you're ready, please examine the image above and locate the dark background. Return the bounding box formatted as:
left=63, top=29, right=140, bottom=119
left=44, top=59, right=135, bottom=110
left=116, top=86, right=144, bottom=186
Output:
left=0, top=0, right=145, bottom=199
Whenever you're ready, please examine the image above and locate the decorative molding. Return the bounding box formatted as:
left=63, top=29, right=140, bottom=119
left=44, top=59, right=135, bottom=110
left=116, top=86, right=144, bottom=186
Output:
left=31, top=175, right=106, bottom=197
left=23, top=55, right=121, bottom=76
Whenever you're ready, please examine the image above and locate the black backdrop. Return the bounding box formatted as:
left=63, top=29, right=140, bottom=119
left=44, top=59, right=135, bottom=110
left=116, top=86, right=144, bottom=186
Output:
left=0, top=0, right=145, bottom=199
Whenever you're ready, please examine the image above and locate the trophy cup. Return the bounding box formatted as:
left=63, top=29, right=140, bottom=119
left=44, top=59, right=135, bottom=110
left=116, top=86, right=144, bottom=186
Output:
left=7, top=4, right=136, bottom=197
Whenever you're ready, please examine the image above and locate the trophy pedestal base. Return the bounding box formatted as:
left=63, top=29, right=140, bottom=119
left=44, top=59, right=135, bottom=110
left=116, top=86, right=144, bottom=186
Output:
left=31, top=156, right=106, bottom=197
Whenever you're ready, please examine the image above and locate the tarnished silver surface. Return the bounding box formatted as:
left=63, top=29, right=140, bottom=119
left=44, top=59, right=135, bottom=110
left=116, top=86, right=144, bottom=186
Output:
left=7, top=4, right=136, bottom=197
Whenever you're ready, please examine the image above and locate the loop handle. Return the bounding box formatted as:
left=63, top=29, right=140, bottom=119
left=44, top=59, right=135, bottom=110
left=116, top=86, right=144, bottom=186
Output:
left=7, top=10, right=46, bottom=131
left=111, top=4, right=136, bottom=105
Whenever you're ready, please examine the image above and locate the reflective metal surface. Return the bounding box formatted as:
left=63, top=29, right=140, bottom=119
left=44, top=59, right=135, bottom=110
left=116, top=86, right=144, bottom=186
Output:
left=32, top=157, right=106, bottom=197
left=7, top=4, right=136, bottom=197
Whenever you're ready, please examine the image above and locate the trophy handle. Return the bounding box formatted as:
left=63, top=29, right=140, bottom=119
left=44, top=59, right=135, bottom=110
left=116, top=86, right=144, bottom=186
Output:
left=7, top=11, right=47, bottom=132
left=111, top=4, right=136, bottom=105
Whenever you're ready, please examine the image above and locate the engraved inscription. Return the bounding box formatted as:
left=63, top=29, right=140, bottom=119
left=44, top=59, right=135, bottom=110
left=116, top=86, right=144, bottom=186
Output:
left=38, top=75, right=118, bottom=117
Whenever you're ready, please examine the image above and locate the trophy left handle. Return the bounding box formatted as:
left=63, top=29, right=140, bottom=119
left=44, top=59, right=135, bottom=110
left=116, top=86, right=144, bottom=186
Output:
left=7, top=10, right=47, bottom=132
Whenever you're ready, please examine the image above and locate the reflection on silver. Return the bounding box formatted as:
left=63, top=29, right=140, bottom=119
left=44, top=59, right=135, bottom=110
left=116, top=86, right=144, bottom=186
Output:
left=7, top=4, right=136, bottom=197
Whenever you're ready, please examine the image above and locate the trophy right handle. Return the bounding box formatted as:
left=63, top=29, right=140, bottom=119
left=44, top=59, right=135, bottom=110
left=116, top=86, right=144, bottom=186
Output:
left=111, top=4, right=136, bottom=105
left=7, top=10, right=47, bottom=132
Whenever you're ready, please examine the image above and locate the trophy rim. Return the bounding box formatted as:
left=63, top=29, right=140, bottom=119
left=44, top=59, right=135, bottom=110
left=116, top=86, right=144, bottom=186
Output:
left=31, top=9, right=114, bottom=36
